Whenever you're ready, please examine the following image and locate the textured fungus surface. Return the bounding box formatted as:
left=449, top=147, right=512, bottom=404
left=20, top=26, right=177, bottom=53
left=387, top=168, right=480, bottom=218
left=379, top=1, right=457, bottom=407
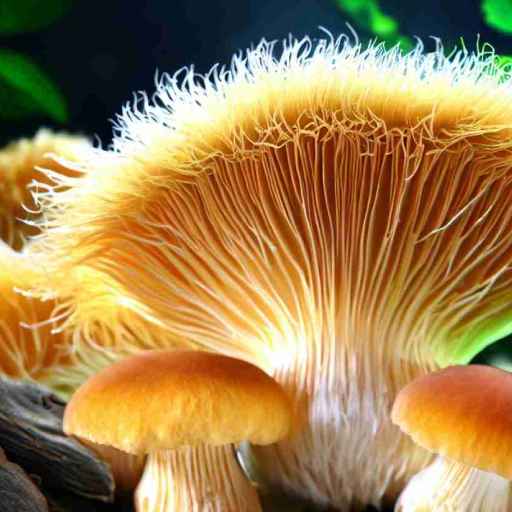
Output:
left=32, top=36, right=512, bottom=508
left=0, top=242, right=70, bottom=382
left=392, top=365, right=512, bottom=511
left=0, top=129, right=89, bottom=251
left=0, top=243, right=124, bottom=396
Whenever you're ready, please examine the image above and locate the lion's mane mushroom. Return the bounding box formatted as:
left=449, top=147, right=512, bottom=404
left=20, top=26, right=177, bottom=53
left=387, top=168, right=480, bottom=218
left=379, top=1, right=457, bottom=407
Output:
left=392, top=365, right=512, bottom=511
left=0, top=129, right=151, bottom=394
left=64, top=350, right=292, bottom=511
left=0, top=241, right=125, bottom=396
left=0, top=129, right=89, bottom=250
left=0, top=241, right=70, bottom=383
left=32, top=36, right=512, bottom=508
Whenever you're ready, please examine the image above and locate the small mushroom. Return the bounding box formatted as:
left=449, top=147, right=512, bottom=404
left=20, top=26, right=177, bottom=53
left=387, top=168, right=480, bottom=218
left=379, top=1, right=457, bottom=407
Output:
left=392, top=365, right=512, bottom=511
left=63, top=350, right=292, bottom=511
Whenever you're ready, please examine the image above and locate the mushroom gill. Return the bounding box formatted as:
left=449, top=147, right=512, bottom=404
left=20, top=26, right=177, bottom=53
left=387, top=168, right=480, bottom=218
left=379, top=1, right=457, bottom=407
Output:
left=0, top=241, right=72, bottom=386
left=31, top=36, right=512, bottom=508
left=0, top=241, right=124, bottom=396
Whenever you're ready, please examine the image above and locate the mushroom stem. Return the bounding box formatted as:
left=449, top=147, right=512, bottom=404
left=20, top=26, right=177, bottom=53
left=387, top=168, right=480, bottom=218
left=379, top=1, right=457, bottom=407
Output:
left=250, top=354, right=434, bottom=509
left=395, top=455, right=510, bottom=511
left=135, top=444, right=262, bottom=511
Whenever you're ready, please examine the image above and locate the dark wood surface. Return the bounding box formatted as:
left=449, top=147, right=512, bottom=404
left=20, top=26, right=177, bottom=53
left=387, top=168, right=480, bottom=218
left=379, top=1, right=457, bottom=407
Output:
left=0, top=447, right=48, bottom=511
left=0, top=378, right=114, bottom=503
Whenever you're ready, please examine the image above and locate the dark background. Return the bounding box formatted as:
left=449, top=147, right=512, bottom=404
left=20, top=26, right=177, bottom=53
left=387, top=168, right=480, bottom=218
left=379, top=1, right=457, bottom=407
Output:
left=2, top=0, right=511, bottom=145
left=2, top=0, right=511, bottom=365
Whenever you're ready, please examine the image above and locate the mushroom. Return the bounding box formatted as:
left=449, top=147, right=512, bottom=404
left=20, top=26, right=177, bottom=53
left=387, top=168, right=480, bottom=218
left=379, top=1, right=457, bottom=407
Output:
left=392, top=365, right=512, bottom=511
left=0, top=240, right=69, bottom=383
left=63, top=349, right=292, bottom=511
left=31, top=36, right=512, bottom=508
left=0, top=240, right=126, bottom=396
left=0, top=129, right=89, bottom=250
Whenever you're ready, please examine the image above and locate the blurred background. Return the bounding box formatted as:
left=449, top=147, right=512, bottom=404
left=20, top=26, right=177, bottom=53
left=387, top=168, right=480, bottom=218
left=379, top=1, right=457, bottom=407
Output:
left=0, top=0, right=511, bottom=367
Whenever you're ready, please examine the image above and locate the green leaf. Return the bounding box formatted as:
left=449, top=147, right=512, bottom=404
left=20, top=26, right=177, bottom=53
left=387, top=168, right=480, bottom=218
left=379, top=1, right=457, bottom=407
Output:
left=0, top=0, right=74, bottom=34
left=0, top=49, right=67, bottom=122
left=335, top=0, right=413, bottom=52
left=436, top=309, right=512, bottom=367
left=481, top=0, right=512, bottom=34
left=368, top=4, right=398, bottom=38
left=496, top=54, right=512, bottom=68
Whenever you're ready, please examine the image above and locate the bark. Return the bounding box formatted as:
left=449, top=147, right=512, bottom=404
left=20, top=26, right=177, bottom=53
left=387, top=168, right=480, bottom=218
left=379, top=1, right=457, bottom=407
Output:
left=0, top=377, right=114, bottom=502
left=0, top=447, right=48, bottom=511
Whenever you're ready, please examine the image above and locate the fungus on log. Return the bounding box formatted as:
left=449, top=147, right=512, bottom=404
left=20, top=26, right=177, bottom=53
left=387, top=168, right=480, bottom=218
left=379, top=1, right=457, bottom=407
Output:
left=32, top=36, right=512, bottom=508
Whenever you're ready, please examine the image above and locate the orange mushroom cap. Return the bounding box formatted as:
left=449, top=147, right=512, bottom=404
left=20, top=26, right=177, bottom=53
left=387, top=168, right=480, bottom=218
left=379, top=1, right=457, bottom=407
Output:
left=392, top=365, right=512, bottom=478
left=64, top=350, right=292, bottom=455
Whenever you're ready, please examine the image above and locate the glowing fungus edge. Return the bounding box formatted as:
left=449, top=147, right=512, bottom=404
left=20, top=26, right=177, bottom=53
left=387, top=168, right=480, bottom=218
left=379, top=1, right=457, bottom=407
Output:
left=31, top=35, right=512, bottom=508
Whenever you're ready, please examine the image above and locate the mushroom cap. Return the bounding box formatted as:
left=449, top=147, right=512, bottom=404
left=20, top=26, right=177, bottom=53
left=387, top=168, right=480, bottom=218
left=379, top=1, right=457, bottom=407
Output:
left=392, top=365, right=512, bottom=479
left=64, top=350, right=292, bottom=455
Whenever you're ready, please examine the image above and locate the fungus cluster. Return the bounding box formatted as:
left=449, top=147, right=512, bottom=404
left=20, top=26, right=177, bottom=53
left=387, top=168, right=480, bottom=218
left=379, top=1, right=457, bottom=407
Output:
left=1, top=34, right=512, bottom=510
left=29, top=35, right=512, bottom=509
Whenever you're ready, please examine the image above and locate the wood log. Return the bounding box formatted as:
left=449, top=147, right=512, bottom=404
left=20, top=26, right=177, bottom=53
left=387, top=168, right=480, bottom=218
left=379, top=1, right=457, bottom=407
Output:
left=43, top=488, right=134, bottom=512
left=0, top=378, right=114, bottom=502
left=0, top=447, right=48, bottom=511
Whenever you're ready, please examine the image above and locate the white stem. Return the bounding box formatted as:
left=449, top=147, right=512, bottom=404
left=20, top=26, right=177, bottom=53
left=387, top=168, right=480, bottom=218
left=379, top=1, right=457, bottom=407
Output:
left=250, top=353, right=434, bottom=510
left=396, top=455, right=510, bottom=511
left=135, top=444, right=262, bottom=512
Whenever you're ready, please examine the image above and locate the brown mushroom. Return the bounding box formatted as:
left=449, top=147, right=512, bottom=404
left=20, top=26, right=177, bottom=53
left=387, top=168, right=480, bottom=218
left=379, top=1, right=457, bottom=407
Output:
left=64, top=350, right=292, bottom=511
left=392, top=365, right=512, bottom=511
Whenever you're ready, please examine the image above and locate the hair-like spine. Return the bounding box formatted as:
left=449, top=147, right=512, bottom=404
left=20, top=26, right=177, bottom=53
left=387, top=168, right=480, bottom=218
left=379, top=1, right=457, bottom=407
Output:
left=31, top=34, right=512, bottom=507
left=0, top=129, right=90, bottom=250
